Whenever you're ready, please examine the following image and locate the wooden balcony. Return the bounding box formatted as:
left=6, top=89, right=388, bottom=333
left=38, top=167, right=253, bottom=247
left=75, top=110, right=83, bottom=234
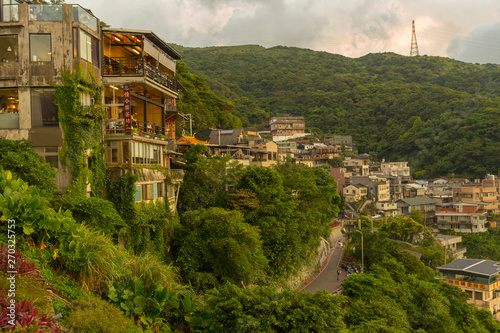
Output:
left=103, top=56, right=177, bottom=93
left=104, top=118, right=174, bottom=139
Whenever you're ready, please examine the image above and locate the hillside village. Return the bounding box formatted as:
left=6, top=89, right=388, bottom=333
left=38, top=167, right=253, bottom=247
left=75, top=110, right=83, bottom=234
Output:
left=1, top=1, right=500, bottom=332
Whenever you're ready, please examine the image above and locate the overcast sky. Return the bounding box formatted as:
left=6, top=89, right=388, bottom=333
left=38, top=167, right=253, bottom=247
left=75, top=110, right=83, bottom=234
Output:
left=75, top=0, right=500, bottom=64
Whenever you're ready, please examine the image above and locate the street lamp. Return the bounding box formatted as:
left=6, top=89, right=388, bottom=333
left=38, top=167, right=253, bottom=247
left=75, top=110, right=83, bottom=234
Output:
left=354, top=229, right=364, bottom=273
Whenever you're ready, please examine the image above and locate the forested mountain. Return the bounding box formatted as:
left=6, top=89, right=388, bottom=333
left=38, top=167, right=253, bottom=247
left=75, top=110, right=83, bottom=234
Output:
left=173, top=44, right=500, bottom=179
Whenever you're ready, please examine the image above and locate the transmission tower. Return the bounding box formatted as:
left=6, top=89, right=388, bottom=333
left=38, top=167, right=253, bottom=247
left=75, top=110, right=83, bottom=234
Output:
left=410, top=20, right=419, bottom=56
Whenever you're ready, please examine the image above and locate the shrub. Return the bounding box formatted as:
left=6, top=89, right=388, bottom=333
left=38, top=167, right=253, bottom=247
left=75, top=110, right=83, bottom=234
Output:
left=65, top=295, right=142, bottom=333
left=59, top=225, right=126, bottom=292
left=14, top=245, right=89, bottom=300
left=0, top=246, right=39, bottom=278
left=0, top=169, right=78, bottom=245
left=0, top=290, right=61, bottom=332
left=52, top=298, right=70, bottom=323
left=39, top=266, right=88, bottom=300
left=123, top=251, right=178, bottom=289
left=108, top=279, right=204, bottom=332
left=0, top=139, right=57, bottom=198
left=126, top=201, right=173, bottom=259
left=60, top=196, right=125, bottom=238
left=0, top=272, right=53, bottom=317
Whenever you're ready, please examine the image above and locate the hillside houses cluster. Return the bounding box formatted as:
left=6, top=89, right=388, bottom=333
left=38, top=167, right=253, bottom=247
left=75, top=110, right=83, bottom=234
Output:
left=332, top=153, right=499, bottom=233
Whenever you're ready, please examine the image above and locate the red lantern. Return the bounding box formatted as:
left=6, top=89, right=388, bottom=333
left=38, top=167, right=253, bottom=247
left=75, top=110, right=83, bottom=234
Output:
left=133, top=36, right=138, bottom=42
left=122, top=35, right=127, bottom=41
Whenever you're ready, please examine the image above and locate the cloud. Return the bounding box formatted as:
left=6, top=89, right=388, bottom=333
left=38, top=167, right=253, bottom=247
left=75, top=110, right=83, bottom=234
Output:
left=75, top=0, right=500, bottom=64
left=447, top=21, right=500, bottom=64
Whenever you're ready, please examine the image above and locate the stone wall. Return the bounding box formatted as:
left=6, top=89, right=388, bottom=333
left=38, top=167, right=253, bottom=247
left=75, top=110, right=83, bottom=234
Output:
left=286, top=226, right=343, bottom=290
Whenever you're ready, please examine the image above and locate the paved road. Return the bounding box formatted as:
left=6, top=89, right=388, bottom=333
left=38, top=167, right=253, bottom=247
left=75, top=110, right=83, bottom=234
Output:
left=300, top=238, right=346, bottom=294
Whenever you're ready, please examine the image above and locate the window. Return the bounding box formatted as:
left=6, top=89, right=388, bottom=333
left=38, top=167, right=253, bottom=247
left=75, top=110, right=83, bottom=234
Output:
left=80, top=91, right=94, bottom=111
left=152, top=146, right=159, bottom=164
left=33, top=147, right=59, bottom=169
left=0, top=35, right=18, bottom=62
left=135, top=185, right=141, bottom=202
left=132, top=142, right=163, bottom=166
left=0, top=88, right=19, bottom=129
left=31, top=88, right=58, bottom=127
left=107, top=141, right=118, bottom=164
left=79, top=30, right=99, bottom=66
left=123, top=142, right=130, bottom=164
left=30, top=34, right=51, bottom=62
left=72, top=28, right=78, bottom=58
left=157, top=182, right=164, bottom=198
left=142, top=184, right=155, bottom=200
left=1, top=0, right=18, bottom=22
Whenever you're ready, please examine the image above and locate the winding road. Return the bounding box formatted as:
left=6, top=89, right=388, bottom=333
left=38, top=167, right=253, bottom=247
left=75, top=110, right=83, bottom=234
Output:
left=300, top=238, right=346, bottom=295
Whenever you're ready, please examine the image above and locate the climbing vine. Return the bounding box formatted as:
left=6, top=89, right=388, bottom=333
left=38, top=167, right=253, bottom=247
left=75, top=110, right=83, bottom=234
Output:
left=54, top=63, right=106, bottom=197
left=106, top=172, right=137, bottom=224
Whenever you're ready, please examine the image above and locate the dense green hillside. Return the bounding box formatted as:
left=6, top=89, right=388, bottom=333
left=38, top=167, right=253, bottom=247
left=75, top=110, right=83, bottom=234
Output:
left=173, top=45, right=500, bottom=179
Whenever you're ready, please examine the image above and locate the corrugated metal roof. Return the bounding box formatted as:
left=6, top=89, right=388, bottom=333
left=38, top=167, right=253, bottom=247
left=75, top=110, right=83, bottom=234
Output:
left=399, top=197, right=437, bottom=206
left=438, top=259, right=500, bottom=277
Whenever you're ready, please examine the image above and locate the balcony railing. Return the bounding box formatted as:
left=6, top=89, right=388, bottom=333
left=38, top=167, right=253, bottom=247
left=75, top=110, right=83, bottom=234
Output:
left=1, top=2, right=18, bottom=22
left=103, top=56, right=177, bottom=92
left=72, top=5, right=98, bottom=32
left=29, top=4, right=62, bottom=21
left=104, top=118, right=174, bottom=139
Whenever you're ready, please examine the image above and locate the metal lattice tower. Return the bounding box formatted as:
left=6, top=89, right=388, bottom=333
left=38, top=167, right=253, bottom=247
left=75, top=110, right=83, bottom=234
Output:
left=410, top=20, right=419, bottom=56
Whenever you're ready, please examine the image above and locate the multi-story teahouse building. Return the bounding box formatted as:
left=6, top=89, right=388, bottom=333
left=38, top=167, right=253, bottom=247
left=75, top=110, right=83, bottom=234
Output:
left=0, top=1, right=183, bottom=208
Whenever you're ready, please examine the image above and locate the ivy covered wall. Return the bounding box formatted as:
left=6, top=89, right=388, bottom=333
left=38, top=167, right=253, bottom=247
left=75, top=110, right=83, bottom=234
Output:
left=54, top=63, right=106, bottom=198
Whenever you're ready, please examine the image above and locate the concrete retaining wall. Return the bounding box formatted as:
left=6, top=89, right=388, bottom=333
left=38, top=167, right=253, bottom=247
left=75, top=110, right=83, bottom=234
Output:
left=287, top=226, right=344, bottom=290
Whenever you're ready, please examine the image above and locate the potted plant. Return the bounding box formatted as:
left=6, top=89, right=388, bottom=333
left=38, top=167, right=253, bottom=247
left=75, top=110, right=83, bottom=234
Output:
left=118, top=59, right=125, bottom=74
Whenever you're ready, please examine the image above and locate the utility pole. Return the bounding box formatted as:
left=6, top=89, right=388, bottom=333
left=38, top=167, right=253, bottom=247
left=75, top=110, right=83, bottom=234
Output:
left=354, top=229, right=364, bottom=273
left=180, top=113, right=193, bottom=136
left=410, top=20, right=419, bottom=56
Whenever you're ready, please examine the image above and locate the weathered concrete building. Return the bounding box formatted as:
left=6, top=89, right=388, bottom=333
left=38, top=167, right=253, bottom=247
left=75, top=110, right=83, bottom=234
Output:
left=0, top=2, right=183, bottom=209
left=0, top=2, right=101, bottom=190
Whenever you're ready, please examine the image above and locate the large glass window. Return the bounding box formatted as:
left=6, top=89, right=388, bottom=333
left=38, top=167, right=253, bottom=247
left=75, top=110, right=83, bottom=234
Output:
left=31, top=88, right=58, bottom=127
left=0, top=35, right=17, bottom=63
left=30, top=34, right=51, bottom=62
left=1, top=0, right=18, bottom=22
left=0, top=88, right=19, bottom=129
left=79, top=30, right=99, bottom=66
